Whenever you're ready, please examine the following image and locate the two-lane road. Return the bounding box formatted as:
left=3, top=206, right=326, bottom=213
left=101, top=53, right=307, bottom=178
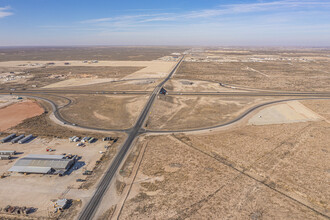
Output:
left=78, top=56, right=184, bottom=220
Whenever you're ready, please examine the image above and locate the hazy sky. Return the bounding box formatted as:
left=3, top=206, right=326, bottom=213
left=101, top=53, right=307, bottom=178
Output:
left=1, top=0, right=330, bottom=46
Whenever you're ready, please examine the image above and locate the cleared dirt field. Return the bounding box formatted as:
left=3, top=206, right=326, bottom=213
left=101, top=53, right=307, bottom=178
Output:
left=60, top=95, right=148, bottom=130
left=0, top=99, right=44, bottom=132
left=301, top=99, right=330, bottom=121
left=118, top=100, right=330, bottom=219
left=0, top=46, right=187, bottom=61
left=146, top=95, right=273, bottom=130
left=0, top=60, right=175, bottom=89
left=176, top=60, right=330, bottom=92
left=248, top=101, right=321, bottom=125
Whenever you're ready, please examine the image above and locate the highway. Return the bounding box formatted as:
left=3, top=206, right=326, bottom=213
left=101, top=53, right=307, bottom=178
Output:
left=168, top=91, right=330, bottom=97
left=145, top=97, right=330, bottom=134
left=0, top=89, right=149, bottom=95
left=77, top=56, right=185, bottom=220
left=1, top=56, right=330, bottom=219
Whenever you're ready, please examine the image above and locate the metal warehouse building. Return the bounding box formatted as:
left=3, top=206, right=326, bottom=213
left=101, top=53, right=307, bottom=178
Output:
left=8, top=154, right=76, bottom=174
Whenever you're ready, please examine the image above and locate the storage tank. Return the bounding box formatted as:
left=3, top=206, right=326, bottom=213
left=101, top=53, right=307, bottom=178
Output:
left=18, top=134, right=33, bottom=144
left=11, top=134, right=25, bottom=144
left=1, top=133, right=16, bottom=143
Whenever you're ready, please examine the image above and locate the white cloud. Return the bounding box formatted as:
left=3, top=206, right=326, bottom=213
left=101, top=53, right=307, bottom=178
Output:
left=37, top=0, right=330, bottom=46
left=0, top=6, right=13, bottom=18
left=81, top=0, right=330, bottom=25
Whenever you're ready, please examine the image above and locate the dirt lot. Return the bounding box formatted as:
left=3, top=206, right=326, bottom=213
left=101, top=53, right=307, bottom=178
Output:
left=118, top=100, right=330, bottom=219
left=248, top=101, right=321, bottom=125
left=0, top=46, right=187, bottom=61
left=0, top=99, right=44, bottom=132
left=60, top=95, right=148, bottom=130
left=176, top=59, right=330, bottom=91
left=146, top=95, right=274, bottom=130
left=0, top=136, right=122, bottom=219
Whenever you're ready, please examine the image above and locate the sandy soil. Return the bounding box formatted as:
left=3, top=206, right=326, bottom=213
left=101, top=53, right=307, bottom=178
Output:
left=0, top=99, right=44, bottom=132
left=43, top=78, right=116, bottom=88
left=0, top=95, right=20, bottom=108
left=147, top=95, right=273, bottom=130
left=0, top=46, right=186, bottom=61
left=118, top=120, right=329, bottom=219
left=122, top=61, right=176, bottom=80
left=248, top=101, right=321, bottom=125
left=12, top=98, right=116, bottom=138
left=60, top=95, right=148, bottom=129
left=117, top=99, right=330, bottom=219
left=0, top=60, right=175, bottom=74
left=176, top=60, right=330, bottom=92
left=301, top=99, right=330, bottom=121
left=62, top=78, right=161, bottom=92
left=164, top=79, right=244, bottom=92
left=0, top=60, right=175, bottom=88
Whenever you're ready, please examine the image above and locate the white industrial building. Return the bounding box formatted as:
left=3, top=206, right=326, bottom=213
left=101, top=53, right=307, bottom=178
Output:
left=8, top=154, right=76, bottom=174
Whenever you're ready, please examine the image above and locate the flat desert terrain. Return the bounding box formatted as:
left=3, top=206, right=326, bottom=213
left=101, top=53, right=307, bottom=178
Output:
left=178, top=49, right=330, bottom=92
left=147, top=95, right=275, bottom=130
left=60, top=95, right=149, bottom=130
left=118, top=100, right=330, bottom=219
left=0, top=46, right=187, bottom=61
left=0, top=47, right=328, bottom=219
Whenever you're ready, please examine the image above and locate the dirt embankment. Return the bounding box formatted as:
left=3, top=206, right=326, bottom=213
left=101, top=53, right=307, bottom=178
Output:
left=11, top=99, right=115, bottom=138
left=0, top=100, right=44, bottom=132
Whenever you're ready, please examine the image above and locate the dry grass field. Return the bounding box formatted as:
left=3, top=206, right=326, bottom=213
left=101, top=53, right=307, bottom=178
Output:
left=179, top=48, right=330, bottom=92
left=11, top=98, right=114, bottom=138
left=0, top=47, right=329, bottom=219
left=0, top=46, right=187, bottom=61
left=118, top=100, right=330, bottom=219
left=147, top=95, right=274, bottom=130
left=175, top=61, right=330, bottom=92
left=60, top=94, right=148, bottom=130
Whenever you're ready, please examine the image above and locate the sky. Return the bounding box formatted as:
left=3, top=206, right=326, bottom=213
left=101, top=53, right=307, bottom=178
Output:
left=0, top=0, right=330, bottom=46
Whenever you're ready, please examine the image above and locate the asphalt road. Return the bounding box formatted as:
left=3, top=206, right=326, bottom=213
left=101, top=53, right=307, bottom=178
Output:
left=0, top=89, right=149, bottom=95
left=168, top=91, right=330, bottom=97
left=1, top=57, right=330, bottom=219
left=145, top=97, right=330, bottom=134
left=77, top=56, right=185, bottom=220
